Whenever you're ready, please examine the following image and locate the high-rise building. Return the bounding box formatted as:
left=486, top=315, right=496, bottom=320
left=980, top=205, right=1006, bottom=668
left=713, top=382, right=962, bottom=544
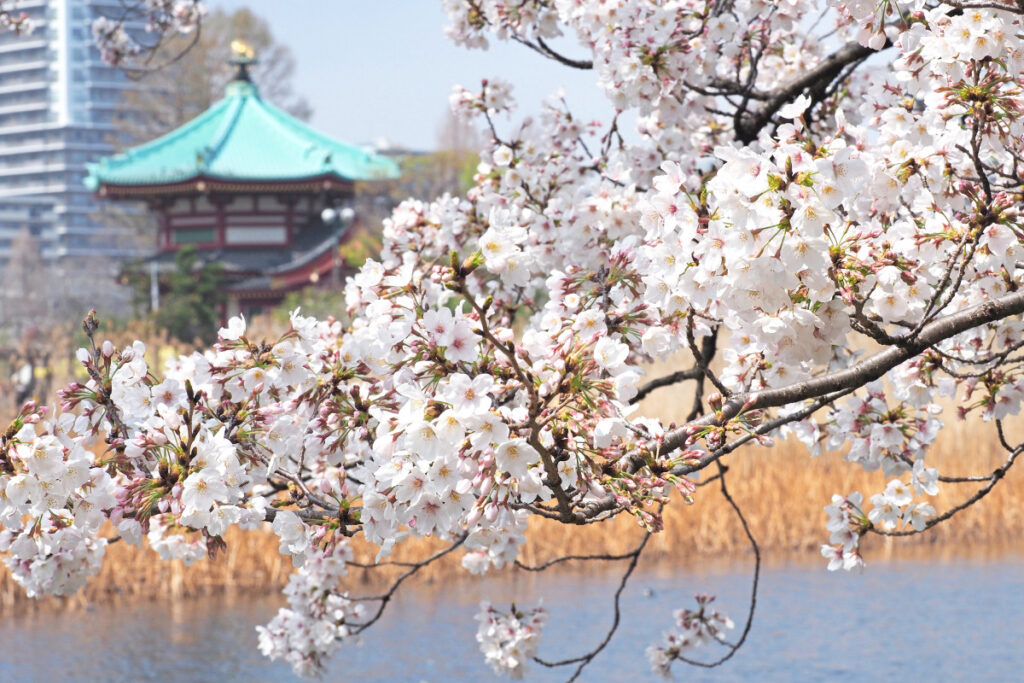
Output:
left=0, top=0, right=137, bottom=261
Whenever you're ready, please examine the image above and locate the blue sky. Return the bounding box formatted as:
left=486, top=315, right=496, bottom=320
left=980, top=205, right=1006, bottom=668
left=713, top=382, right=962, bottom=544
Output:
left=210, top=1, right=611, bottom=150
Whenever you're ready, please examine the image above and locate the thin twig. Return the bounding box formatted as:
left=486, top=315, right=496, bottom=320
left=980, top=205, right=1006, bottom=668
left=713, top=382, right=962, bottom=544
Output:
left=871, top=444, right=1023, bottom=538
left=514, top=548, right=644, bottom=572
left=676, top=461, right=760, bottom=668
left=351, top=535, right=467, bottom=634
left=533, top=531, right=652, bottom=681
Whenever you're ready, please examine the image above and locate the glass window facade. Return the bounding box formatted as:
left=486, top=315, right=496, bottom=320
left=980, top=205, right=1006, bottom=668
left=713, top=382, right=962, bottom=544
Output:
left=0, top=0, right=140, bottom=261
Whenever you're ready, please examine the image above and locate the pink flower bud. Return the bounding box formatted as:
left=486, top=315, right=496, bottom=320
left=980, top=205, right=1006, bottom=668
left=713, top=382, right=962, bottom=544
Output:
left=457, top=458, right=478, bottom=478
left=484, top=503, right=499, bottom=523
left=466, top=504, right=483, bottom=528
left=480, top=475, right=495, bottom=497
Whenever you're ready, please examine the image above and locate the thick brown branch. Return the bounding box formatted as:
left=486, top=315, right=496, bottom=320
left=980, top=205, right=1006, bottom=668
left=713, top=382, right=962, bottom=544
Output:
left=631, top=366, right=702, bottom=403
left=672, top=387, right=857, bottom=477
left=662, top=289, right=1024, bottom=454
left=735, top=40, right=888, bottom=143
left=511, top=35, right=594, bottom=69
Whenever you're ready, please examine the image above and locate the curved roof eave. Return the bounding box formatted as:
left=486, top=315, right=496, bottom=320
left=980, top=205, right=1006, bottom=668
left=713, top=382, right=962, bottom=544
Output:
left=85, top=80, right=400, bottom=191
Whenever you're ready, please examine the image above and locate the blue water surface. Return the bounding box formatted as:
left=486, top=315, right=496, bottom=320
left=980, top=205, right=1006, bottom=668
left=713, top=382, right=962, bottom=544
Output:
left=0, top=556, right=1021, bottom=682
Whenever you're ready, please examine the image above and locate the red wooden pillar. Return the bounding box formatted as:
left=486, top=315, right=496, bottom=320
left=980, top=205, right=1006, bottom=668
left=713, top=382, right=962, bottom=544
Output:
left=285, top=198, right=295, bottom=244
left=159, top=204, right=171, bottom=250
left=216, top=194, right=227, bottom=247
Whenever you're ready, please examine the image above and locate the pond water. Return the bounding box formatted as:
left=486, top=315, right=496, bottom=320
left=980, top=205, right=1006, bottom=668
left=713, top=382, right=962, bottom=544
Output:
left=1, top=557, right=1022, bottom=682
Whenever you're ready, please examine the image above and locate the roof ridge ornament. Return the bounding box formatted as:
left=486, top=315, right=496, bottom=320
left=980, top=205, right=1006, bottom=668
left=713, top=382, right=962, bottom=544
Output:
left=229, top=39, right=257, bottom=83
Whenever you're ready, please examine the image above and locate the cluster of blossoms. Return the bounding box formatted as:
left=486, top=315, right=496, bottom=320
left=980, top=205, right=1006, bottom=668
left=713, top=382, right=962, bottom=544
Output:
left=820, top=380, right=945, bottom=478
left=0, top=403, right=113, bottom=597
left=92, top=0, right=206, bottom=66
left=5, top=0, right=1024, bottom=678
left=0, top=4, right=31, bottom=35
left=256, top=543, right=361, bottom=677
left=822, top=460, right=940, bottom=570
left=475, top=601, right=548, bottom=679
left=821, top=492, right=869, bottom=571
left=646, top=594, right=735, bottom=678
left=868, top=475, right=938, bottom=532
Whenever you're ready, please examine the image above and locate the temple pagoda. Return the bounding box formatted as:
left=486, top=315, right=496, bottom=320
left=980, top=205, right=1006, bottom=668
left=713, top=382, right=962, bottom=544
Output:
left=86, top=43, right=399, bottom=317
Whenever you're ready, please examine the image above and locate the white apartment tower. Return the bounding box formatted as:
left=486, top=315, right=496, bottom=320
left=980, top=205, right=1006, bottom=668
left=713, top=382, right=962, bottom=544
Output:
left=0, top=0, right=135, bottom=260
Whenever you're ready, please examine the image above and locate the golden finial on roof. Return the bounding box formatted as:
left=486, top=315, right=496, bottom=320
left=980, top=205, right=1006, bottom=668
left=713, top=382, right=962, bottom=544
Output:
left=231, top=39, right=255, bottom=60
left=229, top=39, right=257, bottom=84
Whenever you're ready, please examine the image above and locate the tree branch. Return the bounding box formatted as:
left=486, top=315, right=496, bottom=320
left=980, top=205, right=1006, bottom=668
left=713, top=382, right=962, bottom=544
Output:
left=870, top=442, right=1023, bottom=538
left=631, top=366, right=702, bottom=403
left=676, top=461, right=760, bottom=668
left=735, top=39, right=890, bottom=143
left=533, top=531, right=651, bottom=681
left=514, top=547, right=644, bottom=572
left=350, top=534, right=467, bottom=634
left=511, top=35, right=594, bottom=70
left=662, top=289, right=1024, bottom=455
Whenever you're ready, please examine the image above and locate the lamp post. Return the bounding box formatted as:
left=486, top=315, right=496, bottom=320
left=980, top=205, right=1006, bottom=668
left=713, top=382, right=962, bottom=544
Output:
left=150, top=259, right=160, bottom=312
left=321, top=205, right=356, bottom=289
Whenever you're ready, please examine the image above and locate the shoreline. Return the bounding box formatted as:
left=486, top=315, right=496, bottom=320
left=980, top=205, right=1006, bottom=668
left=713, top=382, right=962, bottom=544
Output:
left=3, top=537, right=1020, bottom=616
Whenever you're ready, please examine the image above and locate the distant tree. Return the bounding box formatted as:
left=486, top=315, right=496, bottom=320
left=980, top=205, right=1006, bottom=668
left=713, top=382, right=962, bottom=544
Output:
left=152, top=247, right=224, bottom=345
left=0, top=228, right=49, bottom=340
left=411, top=108, right=482, bottom=198
left=387, top=147, right=479, bottom=202
left=113, top=7, right=311, bottom=149
left=0, top=228, right=134, bottom=410
left=354, top=109, right=480, bottom=229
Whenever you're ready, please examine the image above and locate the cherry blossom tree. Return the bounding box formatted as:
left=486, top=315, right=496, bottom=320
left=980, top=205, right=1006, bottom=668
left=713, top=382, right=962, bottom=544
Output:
left=4, top=0, right=1024, bottom=678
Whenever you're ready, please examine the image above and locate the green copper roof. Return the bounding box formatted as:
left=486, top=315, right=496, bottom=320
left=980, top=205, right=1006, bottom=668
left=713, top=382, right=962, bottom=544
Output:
left=86, top=79, right=399, bottom=189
